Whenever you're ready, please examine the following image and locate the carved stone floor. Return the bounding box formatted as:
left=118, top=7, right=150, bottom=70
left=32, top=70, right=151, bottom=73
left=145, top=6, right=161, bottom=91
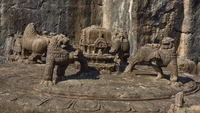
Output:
left=0, top=61, right=200, bottom=113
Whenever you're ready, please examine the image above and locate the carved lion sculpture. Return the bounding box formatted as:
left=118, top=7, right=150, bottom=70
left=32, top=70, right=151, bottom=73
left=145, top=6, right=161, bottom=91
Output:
left=22, top=23, right=49, bottom=63
left=124, top=37, right=178, bottom=82
left=41, top=34, right=89, bottom=85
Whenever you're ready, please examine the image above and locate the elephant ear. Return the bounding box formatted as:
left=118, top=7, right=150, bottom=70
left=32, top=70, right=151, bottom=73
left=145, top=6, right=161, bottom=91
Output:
left=120, top=37, right=130, bottom=52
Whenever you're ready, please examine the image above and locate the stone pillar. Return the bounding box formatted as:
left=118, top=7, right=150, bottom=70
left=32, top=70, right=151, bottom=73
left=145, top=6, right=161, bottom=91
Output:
left=175, top=92, right=184, bottom=108
left=130, top=0, right=138, bottom=56
left=0, top=2, right=6, bottom=55
left=102, top=0, right=112, bottom=30
left=177, top=0, right=192, bottom=59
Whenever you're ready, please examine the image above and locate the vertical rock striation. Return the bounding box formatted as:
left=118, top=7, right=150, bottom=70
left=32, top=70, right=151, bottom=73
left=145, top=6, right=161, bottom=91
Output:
left=186, top=0, right=200, bottom=63
left=177, top=0, right=200, bottom=63
left=67, top=0, right=102, bottom=45
left=103, top=0, right=137, bottom=55
left=102, top=0, right=183, bottom=56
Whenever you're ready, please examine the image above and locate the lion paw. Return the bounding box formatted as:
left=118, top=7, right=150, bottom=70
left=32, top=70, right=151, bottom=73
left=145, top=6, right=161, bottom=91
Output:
left=124, top=68, right=132, bottom=73
left=40, top=80, right=55, bottom=86
left=25, top=59, right=36, bottom=64
left=123, top=72, right=134, bottom=76
left=155, top=76, right=163, bottom=80
left=168, top=82, right=182, bottom=87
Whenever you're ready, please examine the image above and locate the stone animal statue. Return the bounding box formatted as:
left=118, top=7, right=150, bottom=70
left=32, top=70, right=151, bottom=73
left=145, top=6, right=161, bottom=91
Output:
left=109, top=29, right=130, bottom=63
left=7, top=32, right=23, bottom=62
left=177, top=58, right=197, bottom=75
left=41, top=34, right=89, bottom=85
left=11, top=32, right=22, bottom=57
left=21, top=23, right=49, bottom=63
left=124, top=37, right=178, bottom=82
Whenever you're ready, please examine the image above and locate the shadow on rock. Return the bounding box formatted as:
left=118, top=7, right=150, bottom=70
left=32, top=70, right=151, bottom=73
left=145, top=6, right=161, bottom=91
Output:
left=163, top=74, right=194, bottom=84
left=126, top=73, right=195, bottom=85
left=55, top=67, right=100, bottom=84
left=178, top=76, right=194, bottom=84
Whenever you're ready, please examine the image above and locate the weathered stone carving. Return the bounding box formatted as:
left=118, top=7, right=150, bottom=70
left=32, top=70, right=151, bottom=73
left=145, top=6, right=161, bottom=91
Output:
left=177, top=58, right=197, bottom=75
left=79, top=25, right=116, bottom=74
left=21, top=23, right=49, bottom=63
left=79, top=26, right=130, bottom=73
left=80, top=25, right=112, bottom=55
left=6, top=32, right=23, bottom=62
left=124, top=37, right=178, bottom=82
left=42, top=34, right=89, bottom=85
left=79, top=25, right=129, bottom=73
left=109, top=29, right=130, bottom=64
left=12, top=32, right=22, bottom=57
left=168, top=92, right=200, bottom=113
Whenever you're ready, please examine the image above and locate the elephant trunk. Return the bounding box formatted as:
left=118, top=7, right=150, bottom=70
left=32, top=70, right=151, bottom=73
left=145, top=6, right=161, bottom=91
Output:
left=109, top=39, right=120, bottom=54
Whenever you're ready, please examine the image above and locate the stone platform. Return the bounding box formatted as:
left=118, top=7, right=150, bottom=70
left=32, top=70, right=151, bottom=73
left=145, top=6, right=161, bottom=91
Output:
left=0, top=62, right=200, bottom=113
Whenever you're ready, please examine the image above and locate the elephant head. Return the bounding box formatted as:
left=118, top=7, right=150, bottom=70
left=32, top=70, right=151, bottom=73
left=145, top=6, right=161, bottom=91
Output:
left=109, top=31, right=129, bottom=55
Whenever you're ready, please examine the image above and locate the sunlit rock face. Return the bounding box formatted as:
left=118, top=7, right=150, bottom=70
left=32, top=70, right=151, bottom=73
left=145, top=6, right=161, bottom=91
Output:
left=0, top=0, right=200, bottom=62
left=102, top=0, right=137, bottom=55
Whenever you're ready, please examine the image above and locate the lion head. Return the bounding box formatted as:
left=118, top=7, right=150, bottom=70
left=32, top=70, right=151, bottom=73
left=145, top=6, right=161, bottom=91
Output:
left=23, top=23, right=38, bottom=38
left=48, top=34, right=70, bottom=50
left=160, top=37, right=174, bottom=49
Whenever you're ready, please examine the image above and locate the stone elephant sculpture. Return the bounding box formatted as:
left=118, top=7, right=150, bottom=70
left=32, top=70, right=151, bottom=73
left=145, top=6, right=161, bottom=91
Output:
left=109, top=29, right=130, bottom=63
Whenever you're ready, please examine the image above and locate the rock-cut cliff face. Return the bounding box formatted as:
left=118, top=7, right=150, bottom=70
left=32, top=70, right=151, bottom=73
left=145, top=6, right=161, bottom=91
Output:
left=0, top=0, right=69, bottom=54
left=0, top=0, right=102, bottom=55
left=0, top=0, right=200, bottom=62
left=102, top=0, right=183, bottom=56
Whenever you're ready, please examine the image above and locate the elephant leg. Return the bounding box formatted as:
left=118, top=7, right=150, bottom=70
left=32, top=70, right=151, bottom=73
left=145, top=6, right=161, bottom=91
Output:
left=43, top=59, right=55, bottom=81
left=124, top=58, right=138, bottom=73
left=168, top=61, right=178, bottom=82
left=56, top=64, right=68, bottom=82
left=77, top=53, right=89, bottom=72
left=80, top=59, right=89, bottom=72
left=57, top=64, right=68, bottom=77
left=151, top=65, right=163, bottom=80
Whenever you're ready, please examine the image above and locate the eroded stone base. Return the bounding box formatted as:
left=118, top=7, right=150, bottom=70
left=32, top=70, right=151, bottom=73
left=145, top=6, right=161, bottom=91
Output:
left=0, top=62, right=199, bottom=112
